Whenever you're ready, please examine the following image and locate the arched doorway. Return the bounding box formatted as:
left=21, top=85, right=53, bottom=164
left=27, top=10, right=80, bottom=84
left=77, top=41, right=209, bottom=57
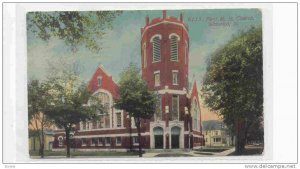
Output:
left=171, top=126, right=180, bottom=149
left=153, top=127, right=164, bottom=149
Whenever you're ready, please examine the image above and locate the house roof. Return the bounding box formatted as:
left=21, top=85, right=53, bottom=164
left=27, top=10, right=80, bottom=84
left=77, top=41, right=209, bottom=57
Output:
left=202, top=120, right=226, bottom=131
left=44, top=129, right=54, bottom=135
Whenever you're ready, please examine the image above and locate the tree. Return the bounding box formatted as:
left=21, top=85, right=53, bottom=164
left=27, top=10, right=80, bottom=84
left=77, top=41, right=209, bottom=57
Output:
left=115, top=64, right=157, bottom=157
left=28, top=80, right=53, bottom=158
left=44, top=71, right=104, bottom=158
left=201, top=27, right=263, bottom=154
left=27, top=11, right=122, bottom=52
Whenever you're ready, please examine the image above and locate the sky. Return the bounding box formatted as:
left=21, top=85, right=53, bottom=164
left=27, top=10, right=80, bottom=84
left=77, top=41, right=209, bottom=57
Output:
left=27, top=9, right=262, bottom=121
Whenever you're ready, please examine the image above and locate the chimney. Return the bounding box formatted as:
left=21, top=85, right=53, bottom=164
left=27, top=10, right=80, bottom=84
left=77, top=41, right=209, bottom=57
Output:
left=180, top=13, right=183, bottom=22
left=146, top=16, right=149, bottom=25
left=163, top=10, right=166, bottom=19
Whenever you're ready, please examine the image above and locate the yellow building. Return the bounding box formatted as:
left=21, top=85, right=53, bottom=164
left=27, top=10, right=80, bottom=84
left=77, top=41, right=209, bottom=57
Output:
left=29, top=112, right=56, bottom=152
left=29, top=129, right=55, bottom=151
left=203, top=120, right=234, bottom=147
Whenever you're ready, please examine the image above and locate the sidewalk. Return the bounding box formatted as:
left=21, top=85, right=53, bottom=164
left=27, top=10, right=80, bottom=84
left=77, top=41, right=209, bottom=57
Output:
left=216, top=147, right=235, bottom=156
left=143, top=147, right=236, bottom=157
left=30, top=148, right=236, bottom=159
left=143, top=152, right=160, bottom=157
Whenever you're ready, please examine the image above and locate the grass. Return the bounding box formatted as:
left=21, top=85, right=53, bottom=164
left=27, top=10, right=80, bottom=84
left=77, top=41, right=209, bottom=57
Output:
left=29, top=150, right=139, bottom=157
left=155, top=153, right=194, bottom=157
left=194, top=152, right=214, bottom=155
left=195, top=147, right=232, bottom=153
left=228, top=146, right=264, bottom=156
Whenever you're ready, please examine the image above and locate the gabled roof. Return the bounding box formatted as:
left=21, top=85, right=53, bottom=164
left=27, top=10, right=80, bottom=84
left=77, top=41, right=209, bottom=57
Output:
left=190, top=81, right=198, bottom=97
left=189, top=80, right=202, bottom=132
left=44, top=129, right=54, bottom=135
left=202, top=120, right=226, bottom=131
left=87, top=65, right=119, bottom=100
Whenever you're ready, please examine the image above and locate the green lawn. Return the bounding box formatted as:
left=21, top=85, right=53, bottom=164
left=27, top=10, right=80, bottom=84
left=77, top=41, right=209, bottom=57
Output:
left=194, top=146, right=232, bottom=153
left=228, top=145, right=264, bottom=156
left=194, top=152, right=214, bottom=155
left=29, top=150, right=139, bottom=157
left=155, top=153, right=193, bottom=157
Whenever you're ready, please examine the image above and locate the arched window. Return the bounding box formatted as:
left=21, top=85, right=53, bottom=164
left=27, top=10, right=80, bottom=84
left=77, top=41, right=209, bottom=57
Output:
left=151, top=35, right=161, bottom=63
left=92, top=92, right=111, bottom=128
left=153, top=127, right=164, bottom=135
left=169, top=34, right=180, bottom=61
left=192, top=99, right=199, bottom=130
left=171, top=126, right=181, bottom=135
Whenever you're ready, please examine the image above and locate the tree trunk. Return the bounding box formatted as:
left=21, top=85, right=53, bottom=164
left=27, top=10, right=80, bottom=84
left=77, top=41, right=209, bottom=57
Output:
left=136, top=117, right=142, bottom=157
left=34, top=116, right=43, bottom=158
left=65, top=128, right=71, bottom=158
left=40, top=117, right=45, bottom=158
left=129, top=116, right=132, bottom=151
left=38, top=131, right=43, bottom=158
left=235, top=118, right=246, bottom=155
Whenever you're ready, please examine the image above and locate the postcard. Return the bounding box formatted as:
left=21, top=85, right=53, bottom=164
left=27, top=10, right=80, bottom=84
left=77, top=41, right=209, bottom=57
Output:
left=27, top=9, right=263, bottom=159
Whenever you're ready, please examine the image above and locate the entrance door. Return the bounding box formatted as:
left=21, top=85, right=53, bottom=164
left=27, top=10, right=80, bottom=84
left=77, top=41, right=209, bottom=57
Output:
left=171, top=135, right=179, bottom=148
left=155, top=135, right=163, bottom=149
left=171, top=126, right=181, bottom=149
left=153, top=127, right=164, bottom=149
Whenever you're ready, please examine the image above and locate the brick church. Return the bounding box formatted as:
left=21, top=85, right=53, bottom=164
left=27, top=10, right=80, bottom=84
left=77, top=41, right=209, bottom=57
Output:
left=53, top=11, right=204, bottom=151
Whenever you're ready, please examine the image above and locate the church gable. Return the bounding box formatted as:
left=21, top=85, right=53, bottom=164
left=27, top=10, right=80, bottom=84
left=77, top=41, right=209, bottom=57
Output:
left=88, top=65, right=119, bottom=100
left=189, top=81, right=202, bottom=132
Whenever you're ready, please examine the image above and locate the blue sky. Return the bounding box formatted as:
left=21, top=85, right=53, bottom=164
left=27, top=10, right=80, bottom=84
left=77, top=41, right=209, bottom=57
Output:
left=27, top=9, right=262, bottom=87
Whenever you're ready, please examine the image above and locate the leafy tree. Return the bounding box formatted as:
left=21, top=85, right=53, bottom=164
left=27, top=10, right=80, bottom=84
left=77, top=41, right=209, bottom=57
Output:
left=202, top=27, right=263, bottom=154
left=44, top=71, right=104, bottom=158
left=27, top=11, right=122, bottom=52
left=115, top=64, right=157, bottom=157
left=28, top=80, right=53, bottom=158
left=246, top=116, right=264, bottom=144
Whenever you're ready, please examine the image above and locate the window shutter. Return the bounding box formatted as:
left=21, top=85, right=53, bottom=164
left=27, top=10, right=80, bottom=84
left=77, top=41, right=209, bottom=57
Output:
left=152, top=37, right=161, bottom=62
left=170, top=36, right=178, bottom=61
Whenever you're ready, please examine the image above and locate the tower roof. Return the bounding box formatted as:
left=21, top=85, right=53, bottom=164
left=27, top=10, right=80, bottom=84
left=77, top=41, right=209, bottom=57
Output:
left=141, top=10, right=188, bottom=36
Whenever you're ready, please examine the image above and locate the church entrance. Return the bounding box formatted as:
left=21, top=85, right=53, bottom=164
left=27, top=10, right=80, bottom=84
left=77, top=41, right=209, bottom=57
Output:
left=171, top=127, right=180, bottom=149
left=153, top=127, right=164, bottom=149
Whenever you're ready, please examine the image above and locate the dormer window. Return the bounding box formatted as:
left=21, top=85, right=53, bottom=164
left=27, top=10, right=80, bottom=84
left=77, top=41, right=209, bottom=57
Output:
left=97, top=76, right=102, bottom=87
